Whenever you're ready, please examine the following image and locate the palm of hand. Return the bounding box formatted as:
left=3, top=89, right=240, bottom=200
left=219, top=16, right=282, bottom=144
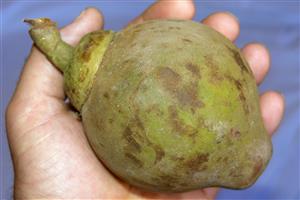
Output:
left=10, top=96, right=215, bottom=199
left=11, top=99, right=129, bottom=198
left=6, top=2, right=284, bottom=199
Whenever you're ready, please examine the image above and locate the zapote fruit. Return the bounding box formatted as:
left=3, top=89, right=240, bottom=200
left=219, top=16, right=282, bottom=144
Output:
left=25, top=18, right=272, bottom=192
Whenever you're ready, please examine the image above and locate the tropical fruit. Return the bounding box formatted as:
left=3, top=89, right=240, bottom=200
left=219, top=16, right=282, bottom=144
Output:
left=25, top=18, right=272, bottom=192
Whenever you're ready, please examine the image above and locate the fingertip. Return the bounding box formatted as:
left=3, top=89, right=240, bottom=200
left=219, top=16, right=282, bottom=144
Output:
left=147, top=0, right=195, bottom=20
left=130, top=0, right=195, bottom=25
left=84, top=7, right=105, bottom=28
left=260, top=91, right=285, bottom=135
left=242, top=43, right=270, bottom=84
left=61, top=7, right=104, bottom=45
left=202, top=11, right=240, bottom=41
left=169, top=0, right=196, bottom=20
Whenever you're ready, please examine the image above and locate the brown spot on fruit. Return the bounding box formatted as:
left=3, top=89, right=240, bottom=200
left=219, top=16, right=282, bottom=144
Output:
left=160, top=43, right=169, bottom=48
left=123, top=58, right=134, bottom=65
left=99, top=142, right=105, bottom=148
left=130, top=42, right=137, bottom=48
left=133, top=29, right=142, bottom=34
left=143, top=136, right=165, bottom=163
left=204, top=55, right=224, bottom=83
left=185, top=63, right=201, bottom=78
left=229, top=128, right=241, bottom=139
left=198, top=117, right=209, bottom=130
left=168, top=105, right=199, bottom=138
left=154, top=146, right=165, bottom=163
left=171, top=156, right=185, bottom=162
left=159, top=68, right=204, bottom=108
left=225, top=44, right=250, bottom=74
left=96, top=118, right=104, bottom=132
left=125, top=153, right=143, bottom=168
left=251, top=158, right=263, bottom=180
left=123, top=127, right=141, bottom=152
left=70, top=88, right=76, bottom=94
left=158, top=174, right=177, bottom=187
left=79, top=71, right=86, bottom=82
left=134, top=115, right=145, bottom=131
left=229, top=169, right=242, bottom=178
left=81, top=41, right=94, bottom=61
left=233, top=79, right=249, bottom=114
left=81, top=32, right=105, bottom=62
left=169, top=105, right=185, bottom=134
left=190, top=107, right=196, bottom=114
left=141, top=43, right=148, bottom=48
left=131, top=177, right=158, bottom=189
left=103, top=92, right=109, bottom=99
left=158, top=67, right=181, bottom=92
left=126, top=114, right=166, bottom=163
left=185, top=153, right=209, bottom=171
left=179, top=182, right=188, bottom=187
left=182, top=38, right=192, bottom=43
left=222, top=157, right=229, bottom=163
left=225, top=75, right=249, bottom=115
left=168, top=26, right=181, bottom=30
left=176, top=85, right=203, bottom=108
left=145, top=104, right=164, bottom=116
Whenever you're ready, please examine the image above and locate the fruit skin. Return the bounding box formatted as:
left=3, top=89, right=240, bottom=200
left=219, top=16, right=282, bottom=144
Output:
left=81, top=20, right=272, bottom=192
left=26, top=18, right=272, bottom=192
left=65, top=30, right=114, bottom=110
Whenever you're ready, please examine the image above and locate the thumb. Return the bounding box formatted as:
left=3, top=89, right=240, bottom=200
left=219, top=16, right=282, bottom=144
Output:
left=6, top=8, right=103, bottom=154
left=61, top=7, right=104, bottom=45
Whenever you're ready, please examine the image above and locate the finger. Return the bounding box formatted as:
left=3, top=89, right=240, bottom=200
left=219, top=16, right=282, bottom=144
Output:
left=202, top=12, right=240, bottom=41
left=130, top=0, right=195, bottom=25
left=11, top=8, right=103, bottom=104
left=203, top=187, right=219, bottom=199
left=61, top=7, right=104, bottom=45
left=260, top=91, right=285, bottom=135
left=242, top=43, right=270, bottom=84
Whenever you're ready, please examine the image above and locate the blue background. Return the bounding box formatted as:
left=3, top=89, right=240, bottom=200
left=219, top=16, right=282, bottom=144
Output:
left=1, top=1, right=299, bottom=199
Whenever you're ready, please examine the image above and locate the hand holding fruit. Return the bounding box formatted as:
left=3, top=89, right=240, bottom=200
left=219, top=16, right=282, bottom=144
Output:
left=6, top=2, right=284, bottom=199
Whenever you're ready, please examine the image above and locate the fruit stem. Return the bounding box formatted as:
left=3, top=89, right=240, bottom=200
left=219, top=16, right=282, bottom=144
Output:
left=24, top=18, right=73, bottom=73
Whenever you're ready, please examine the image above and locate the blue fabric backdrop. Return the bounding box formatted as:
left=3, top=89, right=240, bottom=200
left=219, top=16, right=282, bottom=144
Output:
left=1, top=1, right=299, bottom=199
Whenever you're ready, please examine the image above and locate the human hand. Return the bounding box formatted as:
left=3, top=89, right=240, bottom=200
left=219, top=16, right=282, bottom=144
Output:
left=6, top=1, right=284, bottom=199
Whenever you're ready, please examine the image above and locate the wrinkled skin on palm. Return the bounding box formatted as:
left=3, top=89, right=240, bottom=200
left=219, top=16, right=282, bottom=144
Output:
left=26, top=19, right=272, bottom=192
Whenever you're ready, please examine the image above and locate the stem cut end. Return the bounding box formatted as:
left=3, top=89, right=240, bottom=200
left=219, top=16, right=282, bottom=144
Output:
left=25, top=18, right=73, bottom=73
left=24, top=18, right=56, bottom=28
